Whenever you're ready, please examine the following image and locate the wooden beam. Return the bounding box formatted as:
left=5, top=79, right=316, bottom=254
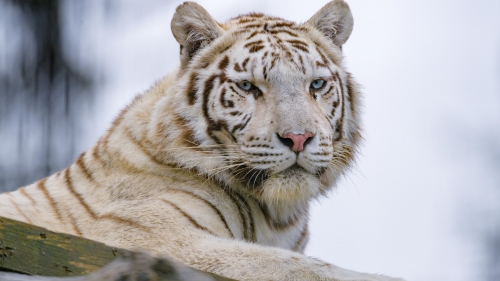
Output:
left=0, top=216, right=234, bottom=280
left=0, top=216, right=128, bottom=276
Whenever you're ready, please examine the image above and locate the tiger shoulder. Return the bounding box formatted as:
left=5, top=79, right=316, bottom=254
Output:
left=0, top=1, right=404, bottom=280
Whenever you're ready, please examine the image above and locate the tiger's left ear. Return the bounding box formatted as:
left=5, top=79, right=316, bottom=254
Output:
left=171, top=2, right=224, bottom=68
left=306, top=0, right=354, bottom=48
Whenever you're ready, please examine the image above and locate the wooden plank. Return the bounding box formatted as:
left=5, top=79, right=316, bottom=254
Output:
left=0, top=216, right=234, bottom=280
left=0, top=216, right=130, bottom=276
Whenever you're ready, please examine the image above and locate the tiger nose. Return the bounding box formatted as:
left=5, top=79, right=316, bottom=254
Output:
left=279, top=132, right=314, bottom=152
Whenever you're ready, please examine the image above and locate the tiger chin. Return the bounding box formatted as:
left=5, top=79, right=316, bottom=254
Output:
left=0, top=1, right=404, bottom=280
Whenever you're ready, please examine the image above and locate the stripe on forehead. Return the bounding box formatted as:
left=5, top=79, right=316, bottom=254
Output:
left=252, top=36, right=312, bottom=72
left=228, top=14, right=306, bottom=37
left=220, top=13, right=343, bottom=68
left=190, top=13, right=342, bottom=80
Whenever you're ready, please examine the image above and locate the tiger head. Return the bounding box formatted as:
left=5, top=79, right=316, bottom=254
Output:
left=152, top=0, right=361, bottom=207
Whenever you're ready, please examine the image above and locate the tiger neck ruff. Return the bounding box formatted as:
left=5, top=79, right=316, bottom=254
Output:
left=0, top=1, right=403, bottom=280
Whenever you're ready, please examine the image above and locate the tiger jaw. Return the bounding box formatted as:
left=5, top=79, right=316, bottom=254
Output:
left=230, top=151, right=329, bottom=199
left=274, top=151, right=330, bottom=176
left=280, top=163, right=326, bottom=179
left=230, top=164, right=324, bottom=204
left=257, top=166, right=324, bottom=204
left=233, top=162, right=309, bottom=188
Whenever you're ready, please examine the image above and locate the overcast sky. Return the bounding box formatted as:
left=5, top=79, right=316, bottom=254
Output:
left=2, top=0, right=500, bottom=280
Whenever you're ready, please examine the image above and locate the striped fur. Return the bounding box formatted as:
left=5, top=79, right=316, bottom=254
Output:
left=0, top=1, right=403, bottom=280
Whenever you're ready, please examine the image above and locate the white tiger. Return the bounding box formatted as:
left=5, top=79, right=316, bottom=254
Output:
left=0, top=1, right=404, bottom=280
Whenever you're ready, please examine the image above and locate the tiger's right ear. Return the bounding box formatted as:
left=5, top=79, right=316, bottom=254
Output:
left=171, top=2, right=224, bottom=68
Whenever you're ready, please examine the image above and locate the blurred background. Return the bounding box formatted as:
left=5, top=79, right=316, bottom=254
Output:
left=0, top=0, right=499, bottom=280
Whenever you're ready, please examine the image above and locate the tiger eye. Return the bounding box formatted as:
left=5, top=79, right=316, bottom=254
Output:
left=310, top=79, right=325, bottom=89
left=238, top=81, right=253, bottom=91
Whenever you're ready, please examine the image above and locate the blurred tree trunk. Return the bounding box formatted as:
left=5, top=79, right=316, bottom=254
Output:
left=487, top=146, right=500, bottom=281
left=0, top=0, right=93, bottom=192
left=487, top=233, right=500, bottom=281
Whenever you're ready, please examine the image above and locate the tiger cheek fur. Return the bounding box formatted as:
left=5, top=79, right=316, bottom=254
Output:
left=0, top=1, right=403, bottom=280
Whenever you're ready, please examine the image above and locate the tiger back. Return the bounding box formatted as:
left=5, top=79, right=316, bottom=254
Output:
left=0, top=1, right=403, bottom=280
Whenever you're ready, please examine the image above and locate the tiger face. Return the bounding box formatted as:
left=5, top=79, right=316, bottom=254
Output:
left=165, top=1, right=361, bottom=205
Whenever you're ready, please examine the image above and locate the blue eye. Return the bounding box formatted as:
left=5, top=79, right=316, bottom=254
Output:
left=311, top=79, right=325, bottom=89
left=238, top=81, right=253, bottom=91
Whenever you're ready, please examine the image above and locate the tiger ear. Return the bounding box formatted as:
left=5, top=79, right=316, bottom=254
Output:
left=306, top=0, right=354, bottom=48
left=171, top=2, right=224, bottom=68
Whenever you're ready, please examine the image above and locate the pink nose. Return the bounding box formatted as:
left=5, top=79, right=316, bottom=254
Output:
left=282, top=132, right=314, bottom=152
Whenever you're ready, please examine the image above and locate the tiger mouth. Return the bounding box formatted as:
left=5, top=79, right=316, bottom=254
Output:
left=233, top=163, right=324, bottom=190
left=283, top=163, right=306, bottom=174
left=233, top=164, right=269, bottom=189
left=233, top=163, right=303, bottom=188
left=284, top=163, right=326, bottom=177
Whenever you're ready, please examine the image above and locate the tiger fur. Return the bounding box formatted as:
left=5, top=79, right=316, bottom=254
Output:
left=0, top=1, right=403, bottom=280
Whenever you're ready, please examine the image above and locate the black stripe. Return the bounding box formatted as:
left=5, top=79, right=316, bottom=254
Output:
left=75, top=153, right=95, bottom=183
left=91, top=143, right=107, bottom=168
left=269, top=57, right=278, bottom=70
left=125, top=128, right=171, bottom=167
left=67, top=211, right=83, bottom=236
left=186, top=72, right=199, bottom=105
left=315, top=45, right=329, bottom=65
left=291, top=44, right=308, bottom=53
left=243, top=40, right=264, bottom=48
left=218, top=56, right=229, bottom=70
left=202, top=74, right=218, bottom=138
left=221, top=189, right=250, bottom=241
left=100, top=213, right=149, bottom=231
left=234, top=192, right=256, bottom=242
left=161, top=199, right=216, bottom=236
left=242, top=58, right=249, bottom=71
left=292, top=223, right=309, bottom=252
left=259, top=202, right=301, bottom=231
left=335, top=72, right=345, bottom=135
left=270, top=22, right=294, bottom=28
left=234, top=63, right=243, bottom=72
left=229, top=85, right=246, bottom=99
left=249, top=45, right=265, bottom=53
left=65, top=168, right=98, bottom=219
left=170, top=189, right=234, bottom=238
left=20, top=188, right=36, bottom=206
left=286, top=39, right=308, bottom=46
left=37, top=179, right=64, bottom=222
left=220, top=88, right=234, bottom=108
left=298, top=55, right=305, bottom=74
left=231, top=115, right=252, bottom=134
left=65, top=167, right=149, bottom=231
left=241, top=23, right=262, bottom=29
left=9, top=196, right=32, bottom=224
left=269, top=29, right=298, bottom=37
left=246, top=30, right=259, bottom=40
